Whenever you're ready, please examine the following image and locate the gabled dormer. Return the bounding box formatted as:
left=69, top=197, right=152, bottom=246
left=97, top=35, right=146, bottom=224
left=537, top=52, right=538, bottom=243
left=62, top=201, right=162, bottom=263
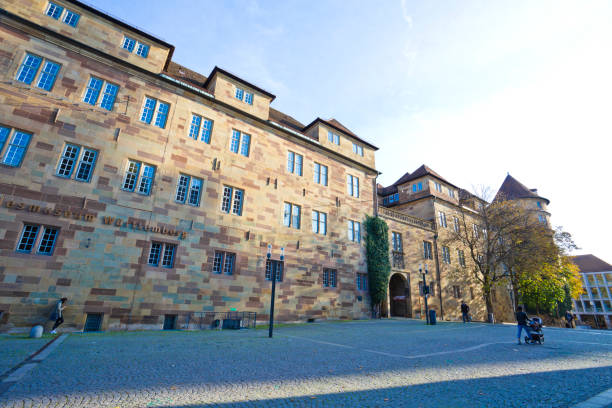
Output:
left=302, top=118, right=377, bottom=168
left=3, top=0, right=174, bottom=74
left=203, top=66, right=275, bottom=121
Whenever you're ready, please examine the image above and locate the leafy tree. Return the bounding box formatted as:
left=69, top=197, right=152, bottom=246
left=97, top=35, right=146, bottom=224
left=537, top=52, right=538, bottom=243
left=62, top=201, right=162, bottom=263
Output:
left=364, top=215, right=391, bottom=318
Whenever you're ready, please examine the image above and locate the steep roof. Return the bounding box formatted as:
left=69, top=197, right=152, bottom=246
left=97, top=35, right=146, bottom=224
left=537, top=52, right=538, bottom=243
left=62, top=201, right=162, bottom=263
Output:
left=571, top=254, right=612, bottom=273
left=494, top=174, right=550, bottom=204
left=391, top=164, right=458, bottom=189
left=203, top=66, right=276, bottom=101
left=165, top=61, right=208, bottom=90
left=303, top=118, right=379, bottom=150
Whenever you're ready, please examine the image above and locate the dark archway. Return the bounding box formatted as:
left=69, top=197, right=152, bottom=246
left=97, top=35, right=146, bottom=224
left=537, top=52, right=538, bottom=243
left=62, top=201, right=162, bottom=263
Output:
left=390, top=273, right=411, bottom=317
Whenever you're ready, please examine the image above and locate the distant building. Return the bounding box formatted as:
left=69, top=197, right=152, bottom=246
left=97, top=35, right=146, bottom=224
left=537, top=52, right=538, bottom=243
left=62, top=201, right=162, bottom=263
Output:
left=571, top=255, right=612, bottom=329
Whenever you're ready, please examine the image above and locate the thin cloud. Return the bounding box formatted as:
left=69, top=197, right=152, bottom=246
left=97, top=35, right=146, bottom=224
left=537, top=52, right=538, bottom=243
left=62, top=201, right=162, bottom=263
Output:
left=400, top=0, right=413, bottom=28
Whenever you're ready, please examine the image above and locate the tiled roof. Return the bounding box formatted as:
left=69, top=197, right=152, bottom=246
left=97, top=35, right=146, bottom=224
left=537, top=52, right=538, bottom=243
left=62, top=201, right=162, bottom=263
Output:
left=303, top=118, right=379, bottom=150
left=390, top=164, right=458, bottom=189
left=165, top=61, right=208, bottom=90
left=494, top=174, right=550, bottom=204
left=571, top=254, right=612, bottom=273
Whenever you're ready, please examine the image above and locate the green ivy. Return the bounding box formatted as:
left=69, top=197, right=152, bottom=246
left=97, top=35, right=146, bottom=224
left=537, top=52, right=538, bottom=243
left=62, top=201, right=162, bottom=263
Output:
left=364, top=215, right=391, bottom=311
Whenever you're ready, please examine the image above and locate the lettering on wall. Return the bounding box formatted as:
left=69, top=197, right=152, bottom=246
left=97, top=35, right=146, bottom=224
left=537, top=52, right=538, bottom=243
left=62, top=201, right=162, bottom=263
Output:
left=0, top=195, right=95, bottom=221
left=102, top=216, right=187, bottom=239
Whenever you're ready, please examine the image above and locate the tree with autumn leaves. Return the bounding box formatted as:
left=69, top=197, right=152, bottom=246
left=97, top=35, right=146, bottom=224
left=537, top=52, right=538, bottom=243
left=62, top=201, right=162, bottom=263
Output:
left=444, top=188, right=582, bottom=320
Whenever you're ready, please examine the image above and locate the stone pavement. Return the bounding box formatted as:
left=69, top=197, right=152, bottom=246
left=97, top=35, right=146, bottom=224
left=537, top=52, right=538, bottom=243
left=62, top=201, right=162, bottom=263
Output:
left=1, top=319, right=611, bottom=407
left=0, top=335, right=49, bottom=377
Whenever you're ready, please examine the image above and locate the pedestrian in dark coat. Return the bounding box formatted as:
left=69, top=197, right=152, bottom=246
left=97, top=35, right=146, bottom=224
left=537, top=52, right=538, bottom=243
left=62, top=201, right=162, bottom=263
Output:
left=50, top=297, right=67, bottom=334
left=461, top=301, right=470, bottom=323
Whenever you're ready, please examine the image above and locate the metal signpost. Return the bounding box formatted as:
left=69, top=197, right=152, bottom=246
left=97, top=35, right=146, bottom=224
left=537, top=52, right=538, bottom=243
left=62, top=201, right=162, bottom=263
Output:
left=268, top=245, right=284, bottom=338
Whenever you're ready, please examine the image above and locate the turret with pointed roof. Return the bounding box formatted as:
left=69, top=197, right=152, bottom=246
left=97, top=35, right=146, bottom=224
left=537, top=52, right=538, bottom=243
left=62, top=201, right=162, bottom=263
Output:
left=494, top=174, right=549, bottom=204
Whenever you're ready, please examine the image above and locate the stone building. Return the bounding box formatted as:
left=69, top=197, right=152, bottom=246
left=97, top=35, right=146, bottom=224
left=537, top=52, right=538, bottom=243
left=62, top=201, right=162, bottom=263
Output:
left=377, top=171, right=551, bottom=323
left=0, top=0, right=378, bottom=331
left=571, top=254, right=612, bottom=329
left=0, top=0, right=553, bottom=332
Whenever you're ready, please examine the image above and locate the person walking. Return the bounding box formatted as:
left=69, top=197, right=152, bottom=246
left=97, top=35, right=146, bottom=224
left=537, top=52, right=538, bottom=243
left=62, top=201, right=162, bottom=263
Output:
left=565, top=311, right=574, bottom=328
left=461, top=301, right=470, bottom=323
left=50, top=297, right=67, bottom=334
left=516, top=306, right=532, bottom=344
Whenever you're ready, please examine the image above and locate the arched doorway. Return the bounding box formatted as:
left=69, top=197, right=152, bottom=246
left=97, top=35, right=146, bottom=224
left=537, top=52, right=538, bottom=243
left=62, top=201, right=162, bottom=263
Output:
left=390, top=273, right=411, bottom=317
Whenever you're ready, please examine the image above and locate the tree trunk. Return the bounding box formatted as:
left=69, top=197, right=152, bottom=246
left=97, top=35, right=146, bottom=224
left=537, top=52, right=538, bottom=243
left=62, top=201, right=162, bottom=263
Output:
left=484, top=292, right=494, bottom=323
left=513, top=286, right=520, bottom=310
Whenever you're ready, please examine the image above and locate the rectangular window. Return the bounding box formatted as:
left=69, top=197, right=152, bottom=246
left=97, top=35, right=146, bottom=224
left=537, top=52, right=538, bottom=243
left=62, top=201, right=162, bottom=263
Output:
left=265, top=260, right=283, bottom=282
left=45, top=2, right=63, bottom=19
left=240, top=133, right=250, bottom=157
left=201, top=118, right=213, bottom=143
left=83, top=77, right=119, bottom=110
left=392, top=232, right=403, bottom=252
left=221, top=186, right=244, bottom=215
left=537, top=201, right=542, bottom=209
left=283, top=202, right=301, bottom=229
left=442, top=246, right=451, bottom=264
left=1, top=127, right=32, bottom=167
left=473, top=224, right=479, bottom=239
left=36, top=60, right=61, bottom=91
left=311, top=210, right=327, bottom=235
left=458, top=250, right=466, bottom=267
left=244, top=92, right=253, bottom=105
left=140, top=97, right=169, bottom=128
left=162, top=244, right=176, bottom=268
left=347, top=174, right=359, bottom=197
left=438, top=211, right=447, bottom=228
left=83, top=76, right=103, bottom=105
left=17, top=224, right=59, bottom=255
left=357, top=273, right=368, bottom=291
left=453, top=216, right=460, bottom=233
left=62, top=9, right=80, bottom=27
left=136, top=43, right=149, bottom=58
left=175, top=174, right=203, bottom=206
left=100, top=82, right=119, bottom=111
left=327, top=131, right=340, bottom=145
left=235, top=87, right=244, bottom=101
left=16, top=53, right=42, bottom=85
left=229, top=130, right=250, bottom=156
left=435, top=182, right=443, bottom=193
left=154, top=102, right=169, bottom=128
left=189, top=114, right=201, bottom=140
left=423, top=241, right=433, bottom=260
left=56, top=144, right=97, bottom=182
left=313, top=163, right=328, bottom=186
left=122, top=36, right=136, bottom=52
left=453, top=285, right=461, bottom=299
left=122, top=160, right=155, bottom=195
left=348, top=220, right=361, bottom=242
left=538, top=214, right=546, bottom=224
left=148, top=242, right=162, bottom=266
left=448, top=188, right=455, bottom=198
left=323, top=269, right=337, bottom=288
left=412, top=182, right=423, bottom=192
left=213, top=251, right=235, bottom=275
left=287, top=152, right=303, bottom=175
left=352, top=142, right=364, bottom=156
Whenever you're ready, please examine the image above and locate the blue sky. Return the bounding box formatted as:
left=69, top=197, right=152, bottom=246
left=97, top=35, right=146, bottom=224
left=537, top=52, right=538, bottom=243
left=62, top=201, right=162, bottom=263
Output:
left=88, top=0, right=612, bottom=262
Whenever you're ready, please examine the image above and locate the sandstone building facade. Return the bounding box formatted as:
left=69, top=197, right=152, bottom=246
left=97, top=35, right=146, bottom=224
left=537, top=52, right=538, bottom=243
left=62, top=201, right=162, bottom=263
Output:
left=0, top=0, right=549, bottom=331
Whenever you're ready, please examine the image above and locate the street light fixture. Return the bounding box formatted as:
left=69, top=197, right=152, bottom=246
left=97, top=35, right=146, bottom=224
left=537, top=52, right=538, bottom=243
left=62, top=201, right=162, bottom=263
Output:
left=268, top=245, right=284, bottom=338
left=420, top=264, right=430, bottom=324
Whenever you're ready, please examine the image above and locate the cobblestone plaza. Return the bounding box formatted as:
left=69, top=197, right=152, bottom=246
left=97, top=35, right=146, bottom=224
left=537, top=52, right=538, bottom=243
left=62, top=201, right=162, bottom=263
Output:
left=1, top=320, right=611, bottom=407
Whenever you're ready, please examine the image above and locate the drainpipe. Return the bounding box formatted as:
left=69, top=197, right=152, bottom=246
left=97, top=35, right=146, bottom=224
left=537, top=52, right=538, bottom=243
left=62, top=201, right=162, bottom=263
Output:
left=432, top=197, right=444, bottom=320
left=372, top=172, right=379, bottom=217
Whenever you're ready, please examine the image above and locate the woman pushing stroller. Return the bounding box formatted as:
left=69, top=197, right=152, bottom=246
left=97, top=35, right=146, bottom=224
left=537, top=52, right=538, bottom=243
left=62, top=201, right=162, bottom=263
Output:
left=516, top=306, right=533, bottom=345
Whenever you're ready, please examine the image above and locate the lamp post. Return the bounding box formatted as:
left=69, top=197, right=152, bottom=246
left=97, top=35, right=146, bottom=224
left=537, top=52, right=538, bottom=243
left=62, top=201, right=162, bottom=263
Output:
left=420, top=264, right=429, bottom=324
left=268, top=245, right=284, bottom=338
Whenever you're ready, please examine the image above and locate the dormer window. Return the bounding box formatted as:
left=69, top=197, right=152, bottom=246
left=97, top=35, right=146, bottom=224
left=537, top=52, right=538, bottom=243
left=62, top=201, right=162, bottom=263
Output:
left=121, top=36, right=149, bottom=58
left=352, top=142, right=364, bottom=156
left=328, top=131, right=340, bottom=145
left=45, top=2, right=80, bottom=27
left=412, top=182, right=423, bottom=192
left=434, top=182, right=443, bottom=192
left=235, top=87, right=253, bottom=105
left=537, top=201, right=542, bottom=209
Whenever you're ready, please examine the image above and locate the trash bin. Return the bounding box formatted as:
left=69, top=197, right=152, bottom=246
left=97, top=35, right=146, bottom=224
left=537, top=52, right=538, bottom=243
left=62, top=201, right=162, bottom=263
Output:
left=429, top=309, right=437, bottom=325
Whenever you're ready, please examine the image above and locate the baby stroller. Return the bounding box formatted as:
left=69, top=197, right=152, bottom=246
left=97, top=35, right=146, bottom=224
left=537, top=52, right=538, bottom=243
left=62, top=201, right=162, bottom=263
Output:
left=525, top=317, right=544, bottom=344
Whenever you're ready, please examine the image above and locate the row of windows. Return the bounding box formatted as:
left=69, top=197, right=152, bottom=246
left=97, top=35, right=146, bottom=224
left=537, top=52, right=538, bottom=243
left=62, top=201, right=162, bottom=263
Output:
left=433, top=182, right=455, bottom=198
left=287, top=153, right=356, bottom=192
left=45, top=2, right=80, bottom=27
left=327, top=130, right=364, bottom=157
left=421, top=240, right=467, bottom=267
left=438, top=212, right=462, bottom=233
left=383, top=193, right=399, bottom=205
